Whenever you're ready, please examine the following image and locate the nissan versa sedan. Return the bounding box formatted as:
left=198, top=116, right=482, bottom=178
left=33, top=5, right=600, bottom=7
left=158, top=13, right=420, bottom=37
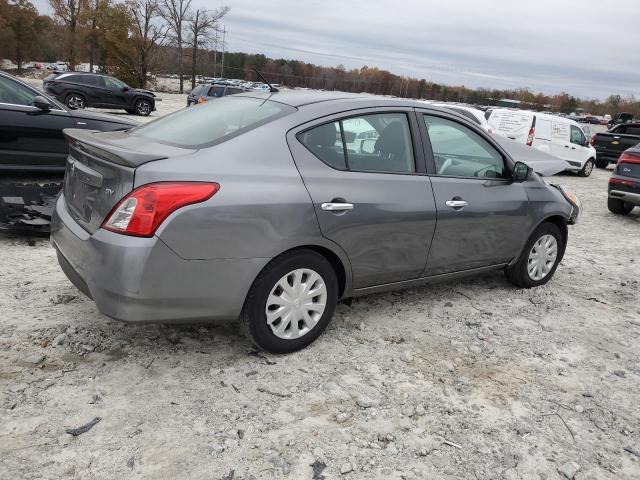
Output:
left=50, top=92, right=581, bottom=353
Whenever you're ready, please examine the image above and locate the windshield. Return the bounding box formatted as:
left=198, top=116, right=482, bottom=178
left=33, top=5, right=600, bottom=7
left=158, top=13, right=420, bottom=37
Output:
left=132, top=96, right=294, bottom=148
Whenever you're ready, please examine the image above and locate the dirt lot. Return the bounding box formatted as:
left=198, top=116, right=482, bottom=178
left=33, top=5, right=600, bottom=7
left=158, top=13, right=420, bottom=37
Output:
left=1, top=164, right=639, bottom=479
left=0, top=79, right=638, bottom=478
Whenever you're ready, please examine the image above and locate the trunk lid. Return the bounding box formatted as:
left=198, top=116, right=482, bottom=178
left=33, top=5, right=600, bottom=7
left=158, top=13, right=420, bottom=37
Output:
left=62, top=129, right=194, bottom=234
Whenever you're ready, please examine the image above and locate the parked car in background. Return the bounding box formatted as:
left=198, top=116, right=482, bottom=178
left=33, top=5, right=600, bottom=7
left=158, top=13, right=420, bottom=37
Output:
left=186, top=82, right=249, bottom=106
left=430, top=104, right=491, bottom=132
left=607, top=112, right=634, bottom=129
left=43, top=72, right=158, bottom=116
left=593, top=123, right=640, bottom=168
left=51, top=92, right=580, bottom=353
left=0, top=70, right=136, bottom=231
left=487, top=109, right=596, bottom=176
left=608, top=145, right=640, bottom=215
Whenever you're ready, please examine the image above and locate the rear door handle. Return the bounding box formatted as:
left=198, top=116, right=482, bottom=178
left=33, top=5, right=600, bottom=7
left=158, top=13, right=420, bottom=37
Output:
left=321, top=202, right=354, bottom=211
left=445, top=200, right=468, bottom=208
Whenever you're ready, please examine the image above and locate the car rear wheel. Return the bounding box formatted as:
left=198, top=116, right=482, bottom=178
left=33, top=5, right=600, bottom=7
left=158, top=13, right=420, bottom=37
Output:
left=134, top=99, right=152, bottom=116
left=240, top=249, right=338, bottom=353
left=579, top=159, right=594, bottom=177
left=607, top=197, right=634, bottom=215
left=595, top=158, right=608, bottom=169
left=505, top=222, right=563, bottom=288
left=65, top=93, right=86, bottom=110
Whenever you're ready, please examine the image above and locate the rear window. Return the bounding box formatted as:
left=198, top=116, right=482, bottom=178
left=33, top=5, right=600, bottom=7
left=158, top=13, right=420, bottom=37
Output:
left=133, top=96, right=294, bottom=148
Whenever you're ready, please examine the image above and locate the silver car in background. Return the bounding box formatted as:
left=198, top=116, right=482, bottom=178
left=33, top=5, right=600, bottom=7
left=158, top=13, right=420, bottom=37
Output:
left=51, top=92, right=581, bottom=353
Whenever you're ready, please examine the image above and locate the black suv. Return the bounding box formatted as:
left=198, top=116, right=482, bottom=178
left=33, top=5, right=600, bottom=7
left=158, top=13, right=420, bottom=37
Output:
left=608, top=146, right=640, bottom=215
left=43, top=72, right=157, bottom=116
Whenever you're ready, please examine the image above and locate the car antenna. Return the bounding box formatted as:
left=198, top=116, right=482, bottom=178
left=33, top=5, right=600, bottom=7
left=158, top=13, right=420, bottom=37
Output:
left=252, top=68, right=279, bottom=93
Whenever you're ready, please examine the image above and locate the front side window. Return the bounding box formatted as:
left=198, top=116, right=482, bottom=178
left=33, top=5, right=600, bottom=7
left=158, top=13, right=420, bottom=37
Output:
left=209, top=86, right=225, bottom=97
left=299, top=113, right=415, bottom=174
left=104, top=76, right=127, bottom=89
left=424, top=115, right=505, bottom=178
left=570, top=125, right=585, bottom=145
left=133, top=96, right=293, bottom=148
left=0, top=75, right=37, bottom=106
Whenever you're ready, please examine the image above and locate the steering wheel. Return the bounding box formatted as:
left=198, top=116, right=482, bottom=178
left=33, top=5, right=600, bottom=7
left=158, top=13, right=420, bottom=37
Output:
left=437, top=156, right=453, bottom=175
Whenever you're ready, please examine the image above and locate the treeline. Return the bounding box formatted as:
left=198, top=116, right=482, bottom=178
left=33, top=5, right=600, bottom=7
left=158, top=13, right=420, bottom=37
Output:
left=1, top=0, right=638, bottom=115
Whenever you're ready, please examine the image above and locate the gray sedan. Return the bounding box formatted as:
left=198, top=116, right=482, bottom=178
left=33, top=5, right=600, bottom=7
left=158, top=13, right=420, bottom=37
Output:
left=51, top=92, right=580, bottom=353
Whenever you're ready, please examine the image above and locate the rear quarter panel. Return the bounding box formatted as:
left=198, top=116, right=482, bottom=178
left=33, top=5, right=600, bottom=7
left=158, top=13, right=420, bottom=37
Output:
left=134, top=120, right=352, bottom=274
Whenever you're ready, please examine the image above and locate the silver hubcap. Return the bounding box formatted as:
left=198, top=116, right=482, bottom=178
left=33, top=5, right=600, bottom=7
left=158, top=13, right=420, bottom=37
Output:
left=584, top=161, right=593, bottom=175
left=527, top=234, right=558, bottom=281
left=137, top=101, right=150, bottom=115
left=265, top=268, right=327, bottom=339
left=68, top=96, right=84, bottom=109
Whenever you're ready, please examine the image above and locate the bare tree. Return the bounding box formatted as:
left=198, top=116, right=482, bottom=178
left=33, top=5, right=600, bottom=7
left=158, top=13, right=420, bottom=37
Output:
left=128, top=0, right=166, bottom=88
left=187, top=5, right=228, bottom=89
left=159, top=0, right=192, bottom=93
left=49, top=0, right=88, bottom=69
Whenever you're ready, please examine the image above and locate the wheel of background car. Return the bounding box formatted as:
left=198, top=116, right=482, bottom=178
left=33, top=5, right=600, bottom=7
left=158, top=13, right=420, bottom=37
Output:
left=239, top=249, right=338, bottom=354
left=65, top=93, right=86, bottom=110
left=505, top=222, right=563, bottom=288
left=135, top=99, right=152, bottom=116
left=579, top=159, right=594, bottom=177
left=595, top=158, right=608, bottom=169
left=607, top=197, right=634, bottom=215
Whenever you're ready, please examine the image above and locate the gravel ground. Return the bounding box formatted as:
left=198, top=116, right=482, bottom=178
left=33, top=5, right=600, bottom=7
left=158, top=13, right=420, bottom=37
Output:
left=1, top=80, right=638, bottom=479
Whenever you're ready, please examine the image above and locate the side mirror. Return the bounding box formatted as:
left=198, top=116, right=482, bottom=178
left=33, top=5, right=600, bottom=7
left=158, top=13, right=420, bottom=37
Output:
left=512, top=161, right=532, bottom=182
left=32, top=95, right=52, bottom=111
left=121, top=86, right=130, bottom=92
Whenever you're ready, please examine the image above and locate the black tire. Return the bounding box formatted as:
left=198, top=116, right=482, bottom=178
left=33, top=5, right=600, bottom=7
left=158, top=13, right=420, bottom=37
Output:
left=134, top=99, right=152, bottom=116
left=240, top=249, right=339, bottom=354
left=505, top=222, right=564, bottom=289
left=65, top=93, right=86, bottom=110
left=595, top=158, right=608, bottom=169
left=607, top=197, right=634, bottom=215
left=579, top=159, right=594, bottom=177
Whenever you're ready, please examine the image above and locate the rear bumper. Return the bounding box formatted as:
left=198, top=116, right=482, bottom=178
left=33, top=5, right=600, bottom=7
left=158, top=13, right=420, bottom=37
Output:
left=595, top=151, right=621, bottom=164
left=609, top=189, right=640, bottom=206
left=50, top=194, right=269, bottom=323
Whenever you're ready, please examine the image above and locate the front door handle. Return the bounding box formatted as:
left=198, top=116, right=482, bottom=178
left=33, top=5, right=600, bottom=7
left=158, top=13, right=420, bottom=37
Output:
left=445, top=200, right=468, bottom=208
left=321, top=202, right=354, bottom=212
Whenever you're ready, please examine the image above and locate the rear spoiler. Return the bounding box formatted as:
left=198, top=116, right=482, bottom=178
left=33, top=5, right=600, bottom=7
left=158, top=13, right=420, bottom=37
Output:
left=63, top=128, right=172, bottom=168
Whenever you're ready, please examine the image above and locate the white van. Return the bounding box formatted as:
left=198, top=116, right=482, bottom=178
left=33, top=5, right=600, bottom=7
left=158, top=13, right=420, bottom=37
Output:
left=487, top=109, right=597, bottom=177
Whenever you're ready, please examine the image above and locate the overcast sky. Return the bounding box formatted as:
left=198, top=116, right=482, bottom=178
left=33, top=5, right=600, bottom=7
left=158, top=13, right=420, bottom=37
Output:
left=34, top=0, right=640, bottom=99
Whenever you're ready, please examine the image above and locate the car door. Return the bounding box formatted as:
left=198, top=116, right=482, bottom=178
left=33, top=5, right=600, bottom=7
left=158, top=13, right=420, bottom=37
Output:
left=288, top=108, right=437, bottom=289
left=569, top=125, right=588, bottom=164
left=419, top=112, right=531, bottom=275
left=550, top=119, right=572, bottom=160
left=0, top=74, right=74, bottom=171
left=102, top=76, right=128, bottom=107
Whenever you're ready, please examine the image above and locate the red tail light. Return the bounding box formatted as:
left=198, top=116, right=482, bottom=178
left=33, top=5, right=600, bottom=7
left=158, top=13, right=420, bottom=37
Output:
left=198, top=96, right=207, bottom=104
left=526, top=127, right=535, bottom=146
left=618, top=151, right=640, bottom=164
left=590, top=134, right=596, bottom=146
left=609, top=177, right=636, bottom=187
left=102, top=182, right=220, bottom=237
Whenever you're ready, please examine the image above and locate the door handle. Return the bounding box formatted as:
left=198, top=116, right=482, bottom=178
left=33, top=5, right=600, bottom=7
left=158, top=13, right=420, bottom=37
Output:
left=321, top=202, right=354, bottom=212
left=445, top=200, right=468, bottom=208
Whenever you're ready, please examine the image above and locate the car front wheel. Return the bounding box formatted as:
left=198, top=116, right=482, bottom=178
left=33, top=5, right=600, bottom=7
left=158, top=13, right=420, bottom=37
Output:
left=240, top=249, right=338, bottom=353
left=65, top=93, right=86, bottom=110
left=579, top=159, right=594, bottom=177
left=134, top=99, right=152, bottom=116
left=505, top=222, right=564, bottom=288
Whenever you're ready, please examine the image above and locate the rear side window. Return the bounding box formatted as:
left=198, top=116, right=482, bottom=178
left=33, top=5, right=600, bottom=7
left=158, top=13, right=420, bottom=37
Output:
left=626, top=126, right=640, bottom=135
left=225, top=88, right=244, bottom=96
left=133, top=97, right=293, bottom=148
left=299, top=113, right=415, bottom=174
